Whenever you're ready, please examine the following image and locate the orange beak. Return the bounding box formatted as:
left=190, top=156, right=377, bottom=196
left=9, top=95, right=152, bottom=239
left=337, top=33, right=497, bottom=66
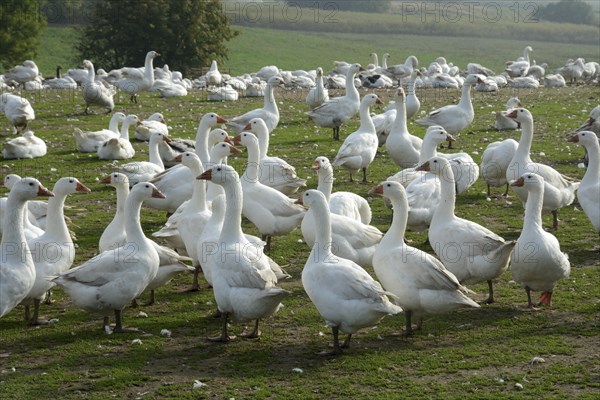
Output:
left=229, top=145, right=242, bottom=154
left=446, top=134, right=456, bottom=142
left=100, top=175, right=112, bottom=184
left=171, top=154, right=183, bottom=163
left=76, top=182, right=91, bottom=193
left=312, top=162, right=321, bottom=170
left=506, top=109, right=518, bottom=119
left=151, top=187, right=166, bottom=199
left=197, top=169, right=212, bottom=180
left=233, top=135, right=242, bottom=145
left=415, top=161, right=430, bottom=172
left=567, top=135, right=579, bottom=143
left=511, top=177, right=525, bottom=187
left=216, top=115, right=227, bottom=124
left=243, top=122, right=252, bottom=131
left=370, top=185, right=384, bottom=195
left=37, top=184, right=54, bottom=197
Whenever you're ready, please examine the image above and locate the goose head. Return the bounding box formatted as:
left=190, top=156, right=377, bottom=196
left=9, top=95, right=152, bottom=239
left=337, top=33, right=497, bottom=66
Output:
left=2, top=173, right=22, bottom=190
left=362, top=93, right=383, bottom=107
left=148, top=130, right=171, bottom=145
left=200, top=112, right=227, bottom=127
left=81, top=60, right=94, bottom=70
left=11, top=177, right=54, bottom=200
left=208, top=128, right=232, bottom=146
left=232, top=131, right=259, bottom=148
left=424, top=126, right=455, bottom=145
left=506, top=97, right=522, bottom=108
left=211, top=141, right=241, bottom=159
left=147, top=112, right=166, bottom=124
left=100, top=172, right=129, bottom=188
left=112, top=112, right=127, bottom=123
left=349, top=63, right=365, bottom=75
left=171, top=151, right=201, bottom=168
left=316, top=67, right=323, bottom=77
left=243, top=117, right=268, bottom=133
left=568, top=131, right=598, bottom=148
left=510, top=172, right=544, bottom=190
left=197, top=164, right=239, bottom=185
left=146, top=51, right=161, bottom=60
left=370, top=180, right=406, bottom=201
left=267, top=75, right=286, bottom=87
left=295, top=189, right=326, bottom=208
left=395, top=87, right=406, bottom=103
left=415, top=156, right=452, bottom=176
left=506, top=107, right=532, bottom=123
left=53, top=177, right=91, bottom=196
left=132, top=181, right=165, bottom=199
left=312, top=156, right=332, bottom=171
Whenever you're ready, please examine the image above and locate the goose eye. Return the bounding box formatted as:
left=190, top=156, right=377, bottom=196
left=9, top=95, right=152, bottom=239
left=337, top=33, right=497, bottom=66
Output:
left=69, top=179, right=74, bottom=183
left=145, top=184, right=150, bottom=188
left=29, top=182, right=34, bottom=186
left=217, top=167, right=221, bottom=171
left=386, top=184, right=391, bottom=187
left=434, top=160, right=438, bottom=163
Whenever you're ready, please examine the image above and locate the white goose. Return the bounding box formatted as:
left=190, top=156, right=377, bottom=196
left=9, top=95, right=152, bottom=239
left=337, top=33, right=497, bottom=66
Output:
left=23, top=177, right=90, bottom=325
left=509, top=173, right=570, bottom=309
left=205, top=139, right=241, bottom=203
left=134, top=112, right=168, bottom=141
left=0, top=178, right=53, bottom=318
left=237, top=132, right=305, bottom=252
left=116, top=130, right=170, bottom=185
left=372, top=101, right=396, bottom=147
left=81, top=60, right=115, bottom=114
left=0, top=93, right=35, bottom=134
left=205, top=60, right=222, bottom=86
left=226, top=76, right=285, bottom=133
left=145, top=112, right=227, bottom=213
left=306, top=63, right=363, bottom=140
left=416, top=74, right=478, bottom=146
left=0, top=175, right=46, bottom=240
left=385, top=55, right=418, bottom=84
left=97, top=114, right=138, bottom=160
left=116, top=50, right=160, bottom=103
left=300, top=189, right=402, bottom=354
left=505, top=46, right=532, bottom=77
left=52, top=182, right=163, bottom=332
left=372, top=181, right=479, bottom=335
left=242, top=117, right=306, bottom=195
left=575, top=105, right=600, bottom=135
left=197, top=165, right=290, bottom=341
left=543, top=74, right=567, bottom=87
left=386, top=87, right=422, bottom=169
left=306, top=67, right=329, bottom=110
left=567, top=132, right=600, bottom=235
left=494, top=97, right=522, bottom=131
left=73, top=112, right=126, bottom=153
left=44, top=66, right=78, bottom=89
left=418, top=157, right=517, bottom=303
left=405, top=69, right=421, bottom=119
left=98, top=172, right=129, bottom=252
left=506, top=108, right=579, bottom=230
left=2, top=131, right=46, bottom=159
left=4, top=60, right=39, bottom=87
left=312, top=156, right=372, bottom=224
left=480, top=138, right=519, bottom=197
left=332, top=93, right=383, bottom=182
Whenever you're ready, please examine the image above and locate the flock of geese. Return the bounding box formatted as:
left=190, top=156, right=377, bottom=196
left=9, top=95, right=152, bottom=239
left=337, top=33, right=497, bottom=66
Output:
left=0, top=46, right=599, bottom=354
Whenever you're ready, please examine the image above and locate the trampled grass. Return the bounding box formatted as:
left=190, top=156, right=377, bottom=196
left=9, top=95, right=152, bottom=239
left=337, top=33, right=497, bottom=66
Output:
left=0, top=81, right=598, bottom=399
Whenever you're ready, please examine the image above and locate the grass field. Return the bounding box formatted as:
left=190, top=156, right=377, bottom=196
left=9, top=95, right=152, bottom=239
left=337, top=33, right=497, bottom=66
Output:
left=0, top=78, right=598, bottom=399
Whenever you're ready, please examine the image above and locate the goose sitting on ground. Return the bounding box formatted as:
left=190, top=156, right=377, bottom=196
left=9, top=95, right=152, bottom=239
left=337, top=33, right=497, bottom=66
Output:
left=332, top=94, right=383, bottom=182
left=197, top=165, right=290, bottom=341
left=73, top=112, right=126, bottom=153
left=312, top=156, right=371, bottom=224
left=417, top=157, right=516, bottom=304
left=44, top=66, right=78, bottom=89
left=505, top=46, right=533, bottom=77
left=506, top=108, right=579, bottom=230
left=543, top=74, right=566, bottom=87
left=2, top=131, right=46, bottom=159
left=494, top=97, right=522, bottom=131
left=22, top=177, right=90, bottom=325
left=226, top=76, right=285, bottom=133
left=97, top=114, right=138, bottom=160
left=242, top=117, right=306, bottom=195
left=306, top=67, right=329, bottom=110
left=0, top=178, right=54, bottom=318
left=4, top=60, right=39, bottom=87
left=52, top=183, right=163, bottom=332
left=116, top=50, right=160, bottom=103
left=300, top=189, right=402, bottom=354
left=207, top=84, right=238, bottom=101
left=567, top=132, right=600, bottom=236
left=0, top=93, right=35, bottom=134
left=509, top=174, right=570, bottom=309
left=372, top=181, right=480, bottom=335
left=205, top=60, right=222, bottom=86
left=81, top=60, right=115, bottom=114
left=135, top=112, right=168, bottom=141
left=116, top=130, right=170, bottom=186
left=306, top=63, right=364, bottom=140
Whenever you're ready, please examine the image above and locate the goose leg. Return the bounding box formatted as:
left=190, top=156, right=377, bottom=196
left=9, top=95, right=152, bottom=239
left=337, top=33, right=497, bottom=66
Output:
left=113, top=309, right=140, bottom=333
left=208, top=312, right=235, bottom=342
left=29, top=299, right=48, bottom=326
left=241, top=319, right=261, bottom=339
left=261, top=235, right=272, bottom=253
left=186, top=266, right=201, bottom=292
left=341, top=333, right=352, bottom=349
left=487, top=184, right=491, bottom=197
left=525, top=286, right=539, bottom=310
left=102, top=316, right=110, bottom=330
left=483, top=280, right=495, bottom=304
left=319, top=326, right=342, bottom=355
left=404, top=310, right=414, bottom=336
left=144, top=290, right=156, bottom=306
left=44, top=290, right=54, bottom=304
left=361, top=168, right=368, bottom=183
left=24, top=305, right=31, bottom=322
left=130, top=298, right=139, bottom=308
left=551, top=210, right=559, bottom=230
left=502, top=183, right=510, bottom=197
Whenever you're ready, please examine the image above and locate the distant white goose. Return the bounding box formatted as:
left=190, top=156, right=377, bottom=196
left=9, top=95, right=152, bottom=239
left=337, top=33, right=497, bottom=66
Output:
left=116, top=130, right=170, bottom=185
left=306, top=63, right=364, bottom=140
left=386, top=87, right=422, bottom=169
left=81, top=60, right=115, bottom=114
left=134, top=112, right=168, bottom=141
left=306, top=67, right=329, bottom=110
left=0, top=93, right=35, bottom=134
left=2, top=131, right=46, bottom=159
left=0, top=178, right=53, bottom=318
left=313, top=156, right=372, bottom=224
left=205, top=60, right=222, bottom=86
left=226, top=76, right=285, bottom=133
left=300, top=189, right=402, bottom=354
left=23, top=177, right=90, bottom=325
left=575, top=106, right=600, bottom=168
left=505, top=46, right=532, bottom=77
left=506, top=108, right=579, bottom=230
left=52, top=182, right=163, bottom=332
left=385, top=55, right=418, bottom=84
left=4, top=60, right=39, bottom=87
left=418, top=157, right=516, bottom=304
left=405, top=70, right=421, bottom=119
left=73, top=112, right=126, bottom=152
left=509, top=173, right=570, bottom=309
left=44, top=66, right=78, bottom=89
left=494, top=97, right=522, bottom=131
left=242, top=117, right=306, bottom=195
left=116, top=50, right=160, bottom=103
left=197, top=165, right=290, bottom=341
left=97, top=114, right=138, bottom=160
left=207, top=84, right=238, bottom=101
left=372, top=181, right=479, bottom=335
left=543, top=74, right=566, bottom=87
left=332, top=93, right=383, bottom=182
left=567, top=131, right=600, bottom=235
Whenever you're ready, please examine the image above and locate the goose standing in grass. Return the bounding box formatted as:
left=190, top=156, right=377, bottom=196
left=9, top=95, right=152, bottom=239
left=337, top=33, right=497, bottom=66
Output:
left=405, top=70, right=421, bottom=119
left=73, top=112, right=126, bottom=152
left=506, top=108, right=579, bottom=230
left=386, top=87, right=422, bottom=169
left=243, top=117, right=306, bottom=195
left=372, top=181, right=480, bottom=335
left=0, top=178, right=53, bottom=318
left=236, top=132, right=305, bottom=252
left=226, top=76, right=285, bottom=133
left=116, top=130, right=170, bottom=185
left=510, top=173, right=570, bottom=309
left=197, top=165, right=290, bottom=341
left=480, top=138, right=519, bottom=197
left=135, top=112, right=168, bottom=141
left=22, top=177, right=90, bottom=325
left=116, top=50, right=160, bottom=103
left=81, top=60, right=115, bottom=114
left=0, top=93, right=35, bottom=134
left=306, top=67, right=329, bottom=110
left=385, top=55, right=418, bottom=84
left=332, top=94, right=383, bottom=182
left=418, top=157, right=516, bottom=304
left=312, top=156, right=372, bottom=224
left=299, top=189, right=402, bottom=355
left=97, top=114, right=138, bottom=160
left=2, top=131, right=46, bottom=159
left=567, top=132, right=600, bottom=235
left=306, top=63, right=364, bottom=140
left=416, top=74, right=477, bottom=147
left=52, top=183, right=163, bottom=332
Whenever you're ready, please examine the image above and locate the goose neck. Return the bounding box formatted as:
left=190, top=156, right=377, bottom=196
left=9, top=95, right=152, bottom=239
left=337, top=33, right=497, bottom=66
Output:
left=220, top=179, right=244, bottom=242
left=195, top=121, right=212, bottom=167
left=44, top=191, right=70, bottom=241
left=582, top=139, right=600, bottom=187
left=523, top=186, right=544, bottom=231
left=515, top=119, right=534, bottom=162
left=120, top=119, right=134, bottom=141
left=381, top=194, right=407, bottom=247
left=316, top=167, right=333, bottom=201
left=255, top=127, right=269, bottom=159
left=86, top=66, right=95, bottom=83
left=108, top=116, right=121, bottom=133
left=419, top=137, right=439, bottom=164
left=309, top=199, right=333, bottom=263
left=359, top=101, right=375, bottom=132
left=2, top=194, right=28, bottom=255
left=187, top=162, right=208, bottom=213
left=243, top=140, right=261, bottom=182
left=433, top=165, right=457, bottom=222
left=391, top=99, right=408, bottom=137
left=124, top=192, right=148, bottom=246
left=148, top=137, right=165, bottom=169
left=458, top=84, right=473, bottom=110
left=264, top=82, right=279, bottom=114
left=346, top=69, right=359, bottom=100
left=144, top=55, right=155, bottom=86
